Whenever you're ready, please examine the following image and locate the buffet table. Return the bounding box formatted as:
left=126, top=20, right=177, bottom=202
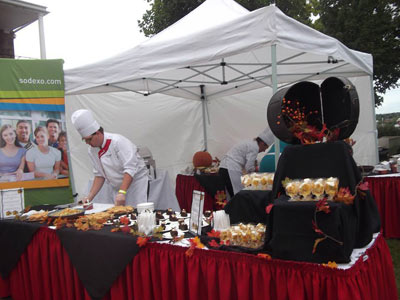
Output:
left=364, top=174, right=400, bottom=238
left=0, top=226, right=397, bottom=300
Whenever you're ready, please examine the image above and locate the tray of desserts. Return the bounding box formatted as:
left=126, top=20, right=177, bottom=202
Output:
left=48, top=208, right=85, bottom=219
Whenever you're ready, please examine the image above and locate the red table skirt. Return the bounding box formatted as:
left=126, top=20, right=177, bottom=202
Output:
left=0, top=227, right=397, bottom=300
left=175, top=174, right=215, bottom=212
left=365, top=176, right=400, bottom=238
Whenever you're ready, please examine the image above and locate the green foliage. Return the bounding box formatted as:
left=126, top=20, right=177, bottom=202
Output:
left=315, top=0, right=400, bottom=106
left=377, top=124, right=400, bottom=138
left=376, top=112, right=400, bottom=137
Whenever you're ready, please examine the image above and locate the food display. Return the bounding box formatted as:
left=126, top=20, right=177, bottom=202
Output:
left=283, top=177, right=339, bottom=201
left=241, top=172, right=274, bottom=190
left=106, top=205, right=134, bottom=215
left=219, top=223, right=266, bottom=249
left=48, top=208, right=85, bottom=218
left=27, top=211, right=48, bottom=221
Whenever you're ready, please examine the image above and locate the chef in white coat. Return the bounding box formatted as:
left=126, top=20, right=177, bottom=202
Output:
left=71, top=109, right=149, bottom=206
left=219, top=127, right=275, bottom=197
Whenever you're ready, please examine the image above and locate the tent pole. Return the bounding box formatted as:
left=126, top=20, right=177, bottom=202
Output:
left=369, top=75, right=379, bottom=164
left=200, top=85, right=208, bottom=151
left=271, top=44, right=280, bottom=168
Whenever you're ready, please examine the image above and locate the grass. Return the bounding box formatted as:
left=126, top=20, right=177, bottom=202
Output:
left=386, top=239, right=400, bottom=299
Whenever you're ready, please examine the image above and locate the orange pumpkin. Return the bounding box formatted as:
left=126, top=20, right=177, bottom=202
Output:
left=193, top=151, right=212, bottom=168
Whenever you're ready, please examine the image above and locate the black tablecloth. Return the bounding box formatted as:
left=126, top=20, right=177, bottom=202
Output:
left=272, top=141, right=361, bottom=198
left=56, top=226, right=142, bottom=300
left=265, top=141, right=381, bottom=262
left=0, top=219, right=147, bottom=300
left=0, top=219, right=42, bottom=278
left=194, top=173, right=226, bottom=198
left=265, top=196, right=357, bottom=263
left=224, top=190, right=273, bottom=224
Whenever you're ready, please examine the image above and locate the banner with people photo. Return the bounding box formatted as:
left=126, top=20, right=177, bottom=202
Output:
left=0, top=59, right=69, bottom=190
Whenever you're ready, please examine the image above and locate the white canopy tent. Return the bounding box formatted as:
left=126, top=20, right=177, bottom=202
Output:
left=64, top=0, right=378, bottom=198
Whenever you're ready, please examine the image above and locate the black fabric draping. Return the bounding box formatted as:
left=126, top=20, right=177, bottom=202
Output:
left=272, top=141, right=361, bottom=198
left=265, top=196, right=357, bottom=263
left=194, top=173, right=226, bottom=199
left=270, top=141, right=380, bottom=250
left=55, top=226, right=142, bottom=300
left=224, top=190, right=273, bottom=224
left=0, top=219, right=42, bottom=278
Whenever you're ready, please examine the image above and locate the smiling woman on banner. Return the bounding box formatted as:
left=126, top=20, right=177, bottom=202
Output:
left=0, top=124, right=26, bottom=181
left=71, top=109, right=149, bottom=206
left=26, top=126, right=61, bottom=179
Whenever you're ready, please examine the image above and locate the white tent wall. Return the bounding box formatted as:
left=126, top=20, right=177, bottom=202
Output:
left=349, top=76, right=378, bottom=165
left=65, top=89, right=268, bottom=198
left=66, top=75, right=376, bottom=198
left=64, top=0, right=379, bottom=199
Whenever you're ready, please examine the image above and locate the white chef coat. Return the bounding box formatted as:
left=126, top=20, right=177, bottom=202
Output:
left=219, top=140, right=259, bottom=194
left=88, top=132, right=149, bottom=206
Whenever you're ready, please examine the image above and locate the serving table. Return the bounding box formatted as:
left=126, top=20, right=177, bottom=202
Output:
left=364, top=174, right=400, bottom=238
left=0, top=225, right=397, bottom=300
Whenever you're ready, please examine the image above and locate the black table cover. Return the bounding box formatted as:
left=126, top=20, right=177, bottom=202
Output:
left=194, top=173, right=226, bottom=199
left=0, top=219, right=42, bottom=278
left=265, top=196, right=357, bottom=263
left=266, top=141, right=381, bottom=262
left=272, top=141, right=361, bottom=198
left=55, top=226, right=142, bottom=300
left=224, top=190, right=273, bottom=224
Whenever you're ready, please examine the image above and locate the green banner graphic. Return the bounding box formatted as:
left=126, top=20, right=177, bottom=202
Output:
left=0, top=59, right=64, bottom=99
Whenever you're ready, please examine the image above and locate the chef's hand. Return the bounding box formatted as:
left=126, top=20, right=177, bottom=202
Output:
left=115, top=192, right=126, bottom=206
left=80, top=196, right=91, bottom=205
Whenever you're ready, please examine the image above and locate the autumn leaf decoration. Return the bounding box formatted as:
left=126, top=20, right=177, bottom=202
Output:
left=356, top=181, right=369, bottom=199
left=312, top=198, right=343, bottom=254
left=215, top=190, right=227, bottom=208
left=322, top=261, right=338, bottom=269
left=137, top=236, right=151, bottom=247
left=334, top=187, right=355, bottom=205
left=277, top=98, right=341, bottom=145
left=257, top=253, right=272, bottom=260
left=185, top=236, right=205, bottom=257
left=207, top=229, right=220, bottom=238
left=208, top=239, right=220, bottom=248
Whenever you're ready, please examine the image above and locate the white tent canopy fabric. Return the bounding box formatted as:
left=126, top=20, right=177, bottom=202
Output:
left=64, top=0, right=378, bottom=198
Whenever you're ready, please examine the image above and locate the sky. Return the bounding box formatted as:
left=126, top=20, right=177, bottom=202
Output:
left=13, top=0, right=399, bottom=115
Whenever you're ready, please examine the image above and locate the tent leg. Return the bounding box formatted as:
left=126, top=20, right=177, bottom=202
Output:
left=200, top=85, right=208, bottom=151
left=370, top=75, right=379, bottom=164
left=271, top=44, right=280, bottom=168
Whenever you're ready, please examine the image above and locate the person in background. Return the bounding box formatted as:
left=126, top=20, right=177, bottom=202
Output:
left=16, top=120, right=35, bottom=151
left=219, top=127, right=275, bottom=197
left=259, top=140, right=288, bottom=172
left=26, top=126, right=61, bottom=179
left=46, top=119, right=60, bottom=148
left=71, top=109, right=149, bottom=206
left=58, top=131, right=69, bottom=176
left=0, top=124, right=26, bottom=181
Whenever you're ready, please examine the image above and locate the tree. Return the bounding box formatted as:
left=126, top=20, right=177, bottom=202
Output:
left=138, top=0, right=313, bottom=37
left=314, top=0, right=400, bottom=106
